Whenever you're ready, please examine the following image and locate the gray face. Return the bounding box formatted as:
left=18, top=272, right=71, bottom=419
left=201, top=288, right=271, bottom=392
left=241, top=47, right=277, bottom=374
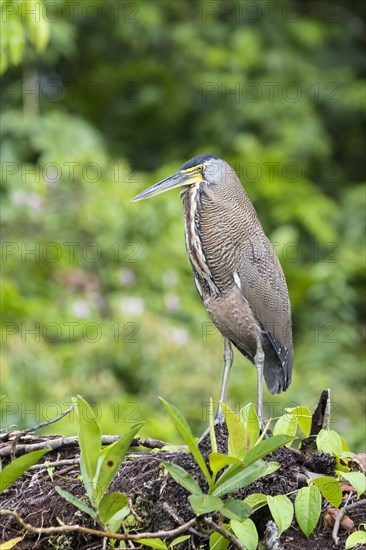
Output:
left=200, top=157, right=235, bottom=190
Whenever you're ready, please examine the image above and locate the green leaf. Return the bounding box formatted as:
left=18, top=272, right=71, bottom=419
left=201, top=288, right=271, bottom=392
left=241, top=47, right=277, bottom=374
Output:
left=231, top=518, right=258, bottom=550
left=25, top=1, right=50, bottom=52
left=263, top=461, right=280, bottom=476
left=239, top=403, right=260, bottom=452
left=212, top=460, right=269, bottom=497
left=106, top=504, right=130, bottom=534
left=0, top=536, right=24, bottom=549
left=188, top=494, right=223, bottom=515
left=136, top=539, right=168, bottom=549
left=273, top=413, right=297, bottom=440
left=221, top=499, right=252, bottom=521
left=96, top=423, right=143, bottom=503
left=79, top=452, right=95, bottom=502
left=267, top=495, right=294, bottom=535
left=222, top=402, right=247, bottom=458
left=243, top=493, right=268, bottom=511
left=98, top=492, right=128, bottom=524
left=208, top=397, right=218, bottom=455
left=169, top=535, right=191, bottom=548
left=338, top=471, right=366, bottom=499
left=243, top=434, right=294, bottom=468
left=340, top=436, right=351, bottom=453
left=294, top=486, right=322, bottom=537
left=162, top=462, right=202, bottom=496
left=0, top=449, right=51, bottom=494
left=209, top=531, right=229, bottom=549
left=311, top=476, right=342, bottom=508
left=75, top=395, right=101, bottom=486
left=345, top=530, right=366, bottom=549
left=55, top=486, right=97, bottom=519
left=286, top=406, right=312, bottom=437
left=316, top=429, right=343, bottom=455
left=209, top=453, right=241, bottom=476
left=160, top=398, right=212, bottom=485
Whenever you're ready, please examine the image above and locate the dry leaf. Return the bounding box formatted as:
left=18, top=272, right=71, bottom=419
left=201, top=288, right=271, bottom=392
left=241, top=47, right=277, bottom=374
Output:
left=323, top=507, right=355, bottom=532
left=340, top=482, right=356, bottom=496
left=350, top=453, right=366, bottom=473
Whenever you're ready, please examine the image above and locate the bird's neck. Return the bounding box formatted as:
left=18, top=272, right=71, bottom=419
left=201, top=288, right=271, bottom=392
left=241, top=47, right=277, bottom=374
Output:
left=180, top=184, right=220, bottom=296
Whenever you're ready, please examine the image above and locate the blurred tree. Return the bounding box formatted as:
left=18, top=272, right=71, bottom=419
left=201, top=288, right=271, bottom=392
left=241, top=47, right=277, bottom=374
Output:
left=1, top=0, right=365, bottom=448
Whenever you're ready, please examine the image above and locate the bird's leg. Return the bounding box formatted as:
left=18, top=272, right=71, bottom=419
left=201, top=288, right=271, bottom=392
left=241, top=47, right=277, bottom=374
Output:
left=199, top=337, right=233, bottom=443
left=217, top=337, right=233, bottom=421
left=254, top=336, right=265, bottom=430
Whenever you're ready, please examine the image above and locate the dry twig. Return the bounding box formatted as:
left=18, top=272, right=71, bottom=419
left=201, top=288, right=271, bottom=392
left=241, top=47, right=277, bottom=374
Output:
left=203, top=517, right=246, bottom=550
left=332, top=497, right=366, bottom=545
left=0, top=508, right=197, bottom=542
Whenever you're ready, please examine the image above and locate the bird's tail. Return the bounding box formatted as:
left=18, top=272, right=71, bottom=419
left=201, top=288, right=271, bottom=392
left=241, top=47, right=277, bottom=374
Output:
left=263, top=339, right=293, bottom=394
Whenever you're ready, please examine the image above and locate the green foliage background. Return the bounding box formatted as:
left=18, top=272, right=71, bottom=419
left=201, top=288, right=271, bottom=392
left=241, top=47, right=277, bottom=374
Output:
left=1, top=0, right=365, bottom=449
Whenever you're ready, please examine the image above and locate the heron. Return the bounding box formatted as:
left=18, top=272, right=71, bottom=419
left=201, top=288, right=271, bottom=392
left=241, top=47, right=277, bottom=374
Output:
left=132, top=154, right=293, bottom=426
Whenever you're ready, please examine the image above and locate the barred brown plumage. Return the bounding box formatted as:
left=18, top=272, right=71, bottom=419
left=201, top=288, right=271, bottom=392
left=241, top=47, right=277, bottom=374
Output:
left=132, top=153, right=293, bottom=427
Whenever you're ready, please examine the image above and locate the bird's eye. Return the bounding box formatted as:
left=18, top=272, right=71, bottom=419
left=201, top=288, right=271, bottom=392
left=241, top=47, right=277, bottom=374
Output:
left=196, top=165, right=204, bottom=173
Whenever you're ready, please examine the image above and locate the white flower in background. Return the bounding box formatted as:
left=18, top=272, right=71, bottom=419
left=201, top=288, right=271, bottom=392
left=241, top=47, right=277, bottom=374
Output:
left=120, top=297, right=144, bottom=315
left=118, top=268, right=136, bottom=287
left=44, top=166, right=60, bottom=187
left=72, top=300, right=91, bottom=318
left=12, top=191, right=44, bottom=210
left=167, top=328, right=190, bottom=346
left=164, top=294, right=181, bottom=313
left=163, top=269, right=178, bottom=287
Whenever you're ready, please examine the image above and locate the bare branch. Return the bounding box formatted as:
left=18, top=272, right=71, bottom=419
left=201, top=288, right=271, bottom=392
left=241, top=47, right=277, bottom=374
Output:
left=204, top=517, right=246, bottom=550
left=0, top=509, right=197, bottom=542
left=332, top=497, right=366, bottom=545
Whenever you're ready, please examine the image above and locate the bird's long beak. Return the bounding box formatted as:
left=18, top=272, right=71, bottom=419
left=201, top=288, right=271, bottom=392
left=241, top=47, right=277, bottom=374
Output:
left=131, top=169, right=203, bottom=202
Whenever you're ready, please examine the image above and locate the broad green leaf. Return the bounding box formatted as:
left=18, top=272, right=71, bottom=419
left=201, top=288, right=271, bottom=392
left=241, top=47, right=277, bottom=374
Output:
left=96, top=423, right=143, bottom=503
left=209, top=453, right=241, bottom=476
left=294, top=486, right=321, bottom=537
left=345, top=530, right=366, bottom=549
left=243, top=493, right=268, bottom=511
left=162, top=462, right=202, bottom=496
left=243, top=434, right=294, bottom=468
left=75, top=395, right=101, bottom=485
left=6, top=15, right=25, bottom=65
left=169, top=535, right=190, bottom=548
left=98, top=492, right=128, bottom=524
left=0, top=449, right=51, bottom=494
left=263, top=461, right=280, bottom=476
left=24, top=1, right=50, bottom=52
left=136, top=539, right=167, bottom=549
left=222, top=402, right=247, bottom=458
left=316, top=429, right=343, bottom=455
left=286, top=406, right=312, bottom=437
left=311, top=476, right=342, bottom=508
left=79, top=452, right=95, bottom=502
left=273, top=413, right=298, bottom=440
left=55, top=486, right=96, bottom=519
left=106, top=505, right=130, bottom=533
left=212, top=460, right=268, bottom=497
left=160, top=398, right=212, bottom=485
left=239, top=403, right=260, bottom=452
left=209, top=531, right=229, bottom=549
left=231, top=518, right=258, bottom=550
left=208, top=397, right=218, bottom=455
left=221, top=499, right=252, bottom=521
left=267, top=494, right=294, bottom=535
left=338, top=471, right=366, bottom=499
left=0, top=537, right=24, bottom=549
left=188, top=493, right=223, bottom=515
left=340, top=436, right=351, bottom=452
